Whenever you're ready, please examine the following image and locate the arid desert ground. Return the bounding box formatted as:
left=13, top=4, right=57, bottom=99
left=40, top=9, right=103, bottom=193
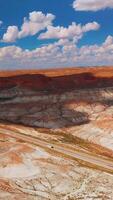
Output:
left=1, top=67, right=113, bottom=199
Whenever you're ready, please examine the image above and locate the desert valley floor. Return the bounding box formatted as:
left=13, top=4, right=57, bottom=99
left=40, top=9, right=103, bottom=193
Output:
left=1, top=67, right=113, bottom=199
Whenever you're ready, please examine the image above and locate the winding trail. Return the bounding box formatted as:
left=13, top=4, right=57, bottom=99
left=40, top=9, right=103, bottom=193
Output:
left=0, top=126, right=113, bottom=174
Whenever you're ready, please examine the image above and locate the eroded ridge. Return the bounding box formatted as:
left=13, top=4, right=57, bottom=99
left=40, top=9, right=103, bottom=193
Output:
left=1, top=67, right=113, bottom=199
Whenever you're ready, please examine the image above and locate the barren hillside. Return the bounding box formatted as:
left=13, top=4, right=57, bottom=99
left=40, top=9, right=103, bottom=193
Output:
left=1, top=67, right=113, bottom=199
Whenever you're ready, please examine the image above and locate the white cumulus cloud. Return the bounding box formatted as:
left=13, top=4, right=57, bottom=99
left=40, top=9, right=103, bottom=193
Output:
left=73, top=0, right=113, bottom=11
left=3, top=26, right=19, bottom=42
left=38, top=21, right=100, bottom=42
left=18, top=11, right=55, bottom=38
left=0, top=35, right=113, bottom=69
left=2, top=11, right=55, bottom=43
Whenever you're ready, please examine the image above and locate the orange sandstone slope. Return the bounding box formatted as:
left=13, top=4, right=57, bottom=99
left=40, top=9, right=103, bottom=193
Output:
left=0, top=66, right=113, bottom=91
left=0, top=66, right=113, bottom=77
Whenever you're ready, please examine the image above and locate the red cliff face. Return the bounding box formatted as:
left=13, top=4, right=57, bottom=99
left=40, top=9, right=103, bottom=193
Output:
left=0, top=66, right=113, bottom=91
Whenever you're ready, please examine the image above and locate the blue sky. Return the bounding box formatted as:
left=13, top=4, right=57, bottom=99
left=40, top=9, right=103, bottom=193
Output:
left=0, top=0, right=113, bottom=69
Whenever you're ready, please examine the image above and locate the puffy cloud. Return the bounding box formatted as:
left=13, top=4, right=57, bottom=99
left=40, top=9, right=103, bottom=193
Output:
left=38, top=21, right=100, bottom=42
left=2, top=10, right=100, bottom=44
left=103, top=35, right=113, bottom=46
left=2, top=11, right=55, bottom=42
left=82, top=22, right=100, bottom=32
left=1, top=7, right=113, bottom=69
left=2, top=26, right=19, bottom=42
left=18, top=11, right=55, bottom=38
left=0, top=35, right=113, bottom=69
left=73, top=0, right=113, bottom=11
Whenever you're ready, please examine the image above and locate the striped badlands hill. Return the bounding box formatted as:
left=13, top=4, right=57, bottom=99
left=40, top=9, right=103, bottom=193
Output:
left=1, top=66, right=113, bottom=199
left=0, top=67, right=113, bottom=151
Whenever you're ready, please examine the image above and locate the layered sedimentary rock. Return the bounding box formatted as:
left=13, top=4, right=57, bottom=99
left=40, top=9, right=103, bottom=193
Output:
left=1, top=67, right=113, bottom=199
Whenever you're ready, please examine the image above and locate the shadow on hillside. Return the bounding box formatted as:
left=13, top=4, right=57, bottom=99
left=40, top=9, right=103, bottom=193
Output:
left=0, top=71, right=113, bottom=91
left=0, top=102, right=90, bottom=129
left=0, top=71, right=113, bottom=128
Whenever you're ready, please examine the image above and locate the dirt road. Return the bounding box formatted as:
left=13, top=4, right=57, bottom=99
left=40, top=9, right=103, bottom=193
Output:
left=0, top=126, right=113, bottom=174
